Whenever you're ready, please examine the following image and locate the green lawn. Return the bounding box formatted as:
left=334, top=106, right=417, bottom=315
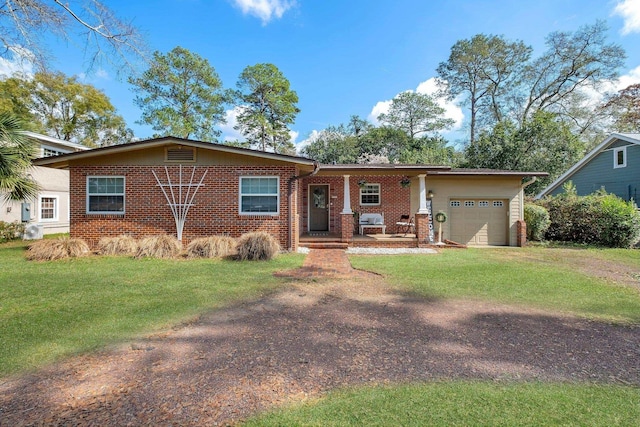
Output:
left=244, top=382, right=640, bottom=427
left=2, top=242, right=639, bottom=425
left=350, top=247, right=640, bottom=323
left=0, top=241, right=304, bottom=377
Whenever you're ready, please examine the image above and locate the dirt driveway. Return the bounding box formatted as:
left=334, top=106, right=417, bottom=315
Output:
left=1, top=261, right=639, bottom=426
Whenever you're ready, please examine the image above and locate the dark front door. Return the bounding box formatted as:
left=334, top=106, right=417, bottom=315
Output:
left=309, top=185, right=329, bottom=232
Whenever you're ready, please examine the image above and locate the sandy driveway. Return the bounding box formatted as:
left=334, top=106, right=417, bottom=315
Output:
left=1, top=269, right=639, bottom=426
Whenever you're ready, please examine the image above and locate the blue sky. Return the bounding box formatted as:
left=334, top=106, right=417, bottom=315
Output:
left=3, top=0, right=640, bottom=149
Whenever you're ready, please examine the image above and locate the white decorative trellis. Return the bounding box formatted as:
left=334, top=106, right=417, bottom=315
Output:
left=152, top=165, right=207, bottom=242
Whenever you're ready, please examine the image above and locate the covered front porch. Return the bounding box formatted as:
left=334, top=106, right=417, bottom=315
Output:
left=299, top=166, right=444, bottom=248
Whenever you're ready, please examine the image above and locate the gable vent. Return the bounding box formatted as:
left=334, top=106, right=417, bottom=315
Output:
left=165, top=146, right=196, bottom=162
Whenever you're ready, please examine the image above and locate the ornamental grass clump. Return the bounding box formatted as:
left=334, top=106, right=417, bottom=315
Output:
left=98, top=235, right=138, bottom=256
left=186, top=236, right=237, bottom=258
left=236, top=231, right=280, bottom=261
left=134, top=235, right=182, bottom=259
left=26, top=237, right=90, bottom=261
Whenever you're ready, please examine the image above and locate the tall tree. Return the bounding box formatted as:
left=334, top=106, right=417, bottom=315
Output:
left=377, top=91, right=454, bottom=139
left=300, top=115, right=373, bottom=164
left=129, top=46, right=226, bottom=141
left=519, top=21, right=626, bottom=124
left=234, top=63, right=300, bottom=153
left=0, top=113, right=38, bottom=201
left=437, top=34, right=531, bottom=144
left=0, top=0, right=146, bottom=73
left=301, top=125, right=359, bottom=164
left=602, top=83, right=640, bottom=132
left=396, top=135, right=461, bottom=166
left=464, top=111, right=583, bottom=195
left=0, top=71, right=132, bottom=147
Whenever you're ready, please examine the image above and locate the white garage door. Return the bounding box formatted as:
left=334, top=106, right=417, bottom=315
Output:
left=449, top=199, right=508, bottom=246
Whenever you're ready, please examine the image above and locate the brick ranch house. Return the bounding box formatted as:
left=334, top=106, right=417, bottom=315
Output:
left=34, top=137, right=547, bottom=250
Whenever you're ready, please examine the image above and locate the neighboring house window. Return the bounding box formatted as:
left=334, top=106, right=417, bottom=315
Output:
left=360, top=183, right=380, bottom=205
left=39, top=196, right=58, bottom=221
left=87, top=176, right=125, bottom=214
left=240, top=176, right=279, bottom=214
left=613, top=147, right=627, bottom=168
left=43, top=148, right=65, bottom=157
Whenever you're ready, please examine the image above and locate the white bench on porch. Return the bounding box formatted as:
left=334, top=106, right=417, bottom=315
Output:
left=359, top=213, right=386, bottom=235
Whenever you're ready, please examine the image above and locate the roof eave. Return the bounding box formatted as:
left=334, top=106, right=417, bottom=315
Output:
left=33, top=136, right=317, bottom=168
left=534, top=132, right=639, bottom=199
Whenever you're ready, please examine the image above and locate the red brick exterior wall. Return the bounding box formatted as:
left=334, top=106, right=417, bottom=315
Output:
left=70, top=164, right=298, bottom=249
left=415, top=213, right=429, bottom=242
left=516, top=219, right=527, bottom=247
left=301, top=175, right=411, bottom=235
left=340, top=213, right=353, bottom=242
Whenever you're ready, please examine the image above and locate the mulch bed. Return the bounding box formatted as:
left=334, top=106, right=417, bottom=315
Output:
left=1, top=273, right=639, bottom=426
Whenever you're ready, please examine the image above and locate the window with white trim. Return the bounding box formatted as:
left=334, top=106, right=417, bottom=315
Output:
left=39, top=196, right=58, bottom=221
left=464, top=201, right=475, bottom=207
left=479, top=201, right=489, bottom=207
left=450, top=200, right=461, bottom=207
left=240, top=176, right=279, bottom=214
left=493, top=201, right=504, bottom=207
left=613, top=147, right=626, bottom=168
left=43, top=148, right=65, bottom=157
left=360, top=183, right=380, bottom=205
left=87, top=176, right=125, bottom=214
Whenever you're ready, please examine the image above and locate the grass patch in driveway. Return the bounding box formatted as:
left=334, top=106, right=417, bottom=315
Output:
left=0, top=242, right=304, bottom=377
left=349, top=248, right=640, bottom=323
left=243, top=382, right=640, bottom=427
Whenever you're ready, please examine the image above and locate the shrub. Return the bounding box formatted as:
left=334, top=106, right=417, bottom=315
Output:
left=186, top=236, right=237, bottom=258
left=236, top=231, right=280, bottom=261
left=540, top=190, right=640, bottom=248
left=98, top=235, right=138, bottom=256
left=524, top=204, right=551, bottom=241
left=134, top=235, right=182, bottom=259
left=0, top=221, right=25, bottom=243
left=26, top=237, right=90, bottom=261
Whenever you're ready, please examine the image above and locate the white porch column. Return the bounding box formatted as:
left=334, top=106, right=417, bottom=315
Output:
left=417, top=174, right=428, bottom=213
left=341, top=174, right=353, bottom=214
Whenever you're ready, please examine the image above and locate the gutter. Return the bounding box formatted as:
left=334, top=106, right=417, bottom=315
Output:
left=288, top=161, right=320, bottom=251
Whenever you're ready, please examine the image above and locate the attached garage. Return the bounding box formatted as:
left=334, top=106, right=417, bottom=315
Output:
left=449, top=199, right=509, bottom=246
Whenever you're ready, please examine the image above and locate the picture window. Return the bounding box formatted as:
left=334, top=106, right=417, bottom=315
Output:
left=240, top=176, right=279, bottom=214
left=87, top=176, right=125, bottom=214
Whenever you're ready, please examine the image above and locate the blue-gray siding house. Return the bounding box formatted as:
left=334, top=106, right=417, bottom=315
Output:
left=536, top=133, right=639, bottom=202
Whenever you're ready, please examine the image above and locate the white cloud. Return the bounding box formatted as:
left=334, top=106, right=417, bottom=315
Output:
left=579, top=65, right=640, bottom=107
left=0, top=47, right=35, bottom=77
left=615, top=64, right=640, bottom=89
left=289, top=129, right=299, bottom=144
left=367, top=99, right=393, bottom=125
left=232, top=0, right=296, bottom=25
left=295, top=129, right=320, bottom=154
left=613, top=0, right=640, bottom=35
left=367, top=77, right=464, bottom=130
left=417, top=78, right=464, bottom=130
left=219, top=106, right=246, bottom=141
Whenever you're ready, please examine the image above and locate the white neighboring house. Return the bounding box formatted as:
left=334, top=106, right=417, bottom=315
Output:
left=1, top=132, right=88, bottom=236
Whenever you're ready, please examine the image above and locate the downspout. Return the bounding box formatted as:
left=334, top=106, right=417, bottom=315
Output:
left=288, top=161, right=320, bottom=251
